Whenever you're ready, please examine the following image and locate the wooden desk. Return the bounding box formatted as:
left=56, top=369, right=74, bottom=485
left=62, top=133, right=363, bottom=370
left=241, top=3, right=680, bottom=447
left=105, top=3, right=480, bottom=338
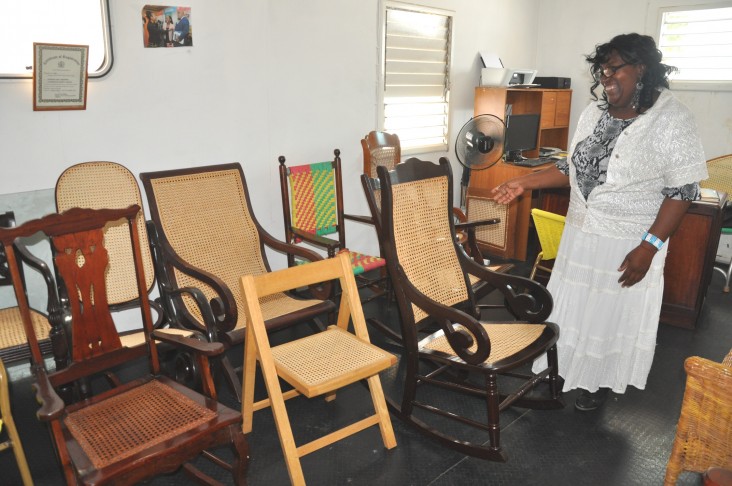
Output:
left=661, top=195, right=726, bottom=329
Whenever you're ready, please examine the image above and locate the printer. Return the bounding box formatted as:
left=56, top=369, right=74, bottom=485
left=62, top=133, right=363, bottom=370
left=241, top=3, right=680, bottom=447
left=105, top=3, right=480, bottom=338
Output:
left=479, top=52, right=537, bottom=87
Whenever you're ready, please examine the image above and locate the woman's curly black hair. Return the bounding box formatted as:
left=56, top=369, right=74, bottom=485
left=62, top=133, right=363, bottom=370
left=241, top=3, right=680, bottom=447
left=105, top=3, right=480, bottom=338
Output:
left=586, top=33, right=677, bottom=113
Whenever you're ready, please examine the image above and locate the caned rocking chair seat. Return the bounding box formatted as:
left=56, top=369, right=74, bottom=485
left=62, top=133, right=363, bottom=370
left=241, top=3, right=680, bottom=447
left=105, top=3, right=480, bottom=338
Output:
left=0, top=307, right=50, bottom=350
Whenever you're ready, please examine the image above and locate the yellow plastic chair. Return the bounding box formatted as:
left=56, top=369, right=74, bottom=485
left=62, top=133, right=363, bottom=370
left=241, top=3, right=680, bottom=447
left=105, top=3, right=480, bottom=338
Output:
left=0, top=359, right=33, bottom=486
left=530, top=208, right=566, bottom=281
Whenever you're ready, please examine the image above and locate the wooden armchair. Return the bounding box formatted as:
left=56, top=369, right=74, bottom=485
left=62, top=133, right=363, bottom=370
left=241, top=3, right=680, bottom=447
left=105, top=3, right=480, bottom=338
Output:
left=240, top=253, right=396, bottom=485
left=0, top=211, right=66, bottom=369
left=376, top=157, right=563, bottom=460
left=361, top=130, right=400, bottom=178
left=278, top=150, right=387, bottom=303
left=664, top=348, right=732, bottom=485
left=140, top=163, right=336, bottom=401
left=0, top=206, right=247, bottom=485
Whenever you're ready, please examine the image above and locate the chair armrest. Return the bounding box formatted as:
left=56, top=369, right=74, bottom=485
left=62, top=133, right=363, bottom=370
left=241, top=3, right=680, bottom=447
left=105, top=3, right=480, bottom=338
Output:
left=165, top=285, right=228, bottom=338
left=396, top=263, right=490, bottom=365
left=151, top=330, right=225, bottom=356
left=461, top=253, right=553, bottom=323
left=149, top=224, right=238, bottom=333
left=685, top=355, right=732, bottom=384
left=31, top=365, right=65, bottom=422
left=455, top=218, right=500, bottom=231
left=344, top=213, right=374, bottom=226
left=291, top=227, right=341, bottom=254
left=258, top=228, right=333, bottom=299
left=14, top=240, right=63, bottom=315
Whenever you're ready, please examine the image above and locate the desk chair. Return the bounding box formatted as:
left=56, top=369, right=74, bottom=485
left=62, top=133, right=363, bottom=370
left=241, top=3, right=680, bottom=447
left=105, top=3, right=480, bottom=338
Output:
left=700, top=154, right=732, bottom=292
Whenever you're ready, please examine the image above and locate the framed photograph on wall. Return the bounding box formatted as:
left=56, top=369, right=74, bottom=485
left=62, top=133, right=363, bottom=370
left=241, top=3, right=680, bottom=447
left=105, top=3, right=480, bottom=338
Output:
left=32, top=43, right=89, bottom=111
left=142, top=5, right=192, bottom=48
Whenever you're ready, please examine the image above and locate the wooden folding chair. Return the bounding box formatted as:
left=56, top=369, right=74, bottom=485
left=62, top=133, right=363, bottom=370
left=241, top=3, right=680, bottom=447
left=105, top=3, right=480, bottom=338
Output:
left=240, top=253, right=397, bottom=485
left=0, top=358, right=33, bottom=486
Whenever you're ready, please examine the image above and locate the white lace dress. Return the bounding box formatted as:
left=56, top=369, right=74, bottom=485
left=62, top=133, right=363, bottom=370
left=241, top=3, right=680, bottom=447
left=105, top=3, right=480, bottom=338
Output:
left=532, top=89, right=707, bottom=393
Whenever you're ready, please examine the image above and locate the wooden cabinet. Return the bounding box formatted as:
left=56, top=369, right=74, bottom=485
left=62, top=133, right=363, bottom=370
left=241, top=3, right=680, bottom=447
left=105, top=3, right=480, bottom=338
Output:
left=470, top=87, right=572, bottom=260
left=661, top=196, right=726, bottom=329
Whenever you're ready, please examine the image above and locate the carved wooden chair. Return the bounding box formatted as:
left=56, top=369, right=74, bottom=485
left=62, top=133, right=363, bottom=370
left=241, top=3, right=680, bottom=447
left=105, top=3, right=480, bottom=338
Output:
left=140, top=163, right=336, bottom=401
left=376, top=157, right=563, bottom=461
left=278, top=150, right=387, bottom=303
left=664, top=347, right=732, bottom=485
left=0, top=211, right=65, bottom=369
left=0, top=205, right=248, bottom=485
left=362, top=130, right=401, bottom=178
left=241, top=253, right=396, bottom=485
left=0, top=358, right=33, bottom=486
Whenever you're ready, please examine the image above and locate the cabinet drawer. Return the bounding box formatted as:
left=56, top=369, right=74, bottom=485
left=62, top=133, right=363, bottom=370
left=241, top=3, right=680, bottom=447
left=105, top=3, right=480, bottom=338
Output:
left=540, top=93, right=557, bottom=128
left=555, top=91, right=571, bottom=126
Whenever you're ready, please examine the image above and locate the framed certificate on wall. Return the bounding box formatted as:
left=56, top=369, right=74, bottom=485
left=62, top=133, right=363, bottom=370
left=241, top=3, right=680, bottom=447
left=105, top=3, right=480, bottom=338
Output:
left=33, top=43, right=89, bottom=111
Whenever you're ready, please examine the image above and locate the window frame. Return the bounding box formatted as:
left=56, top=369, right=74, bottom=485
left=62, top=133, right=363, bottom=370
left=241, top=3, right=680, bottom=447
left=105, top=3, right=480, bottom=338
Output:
left=0, top=0, right=113, bottom=79
left=378, top=1, right=454, bottom=155
left=647, top=0, right=732, bottom=91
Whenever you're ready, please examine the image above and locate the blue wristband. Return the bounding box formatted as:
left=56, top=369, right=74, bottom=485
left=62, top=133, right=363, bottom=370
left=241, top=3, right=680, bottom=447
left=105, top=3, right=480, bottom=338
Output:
left=642, top=231, right=664, bottom=250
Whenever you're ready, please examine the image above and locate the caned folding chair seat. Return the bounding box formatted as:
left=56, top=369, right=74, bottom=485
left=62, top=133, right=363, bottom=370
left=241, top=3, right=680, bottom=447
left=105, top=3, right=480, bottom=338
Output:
left=0, top=358, right=33, bottom=486
left=664, top=348, right=732, bottom=485
left=278, top=152, right=387, bottom=301
left=241, top=253, right=396, bottom=486
left=530, top=208, right=566, bottom=281
left=141, top=163, right=336, bottom=400
left=376, top=157, right=562, bottom=461
left=0, top=205, right=248, bottom=485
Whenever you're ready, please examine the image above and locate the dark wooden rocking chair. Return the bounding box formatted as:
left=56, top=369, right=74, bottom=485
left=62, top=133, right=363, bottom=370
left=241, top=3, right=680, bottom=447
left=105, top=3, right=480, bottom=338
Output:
left=376, top=157, right=564, bottom=461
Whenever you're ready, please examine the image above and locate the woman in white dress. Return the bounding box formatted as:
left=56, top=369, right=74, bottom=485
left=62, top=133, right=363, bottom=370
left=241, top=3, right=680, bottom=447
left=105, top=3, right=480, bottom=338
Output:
left=492, top=33, right=707, bottom=411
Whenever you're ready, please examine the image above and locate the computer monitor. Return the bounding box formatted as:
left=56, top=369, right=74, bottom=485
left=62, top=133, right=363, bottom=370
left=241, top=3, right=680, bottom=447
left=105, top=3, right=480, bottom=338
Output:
left=504, top=113, right=540, bottom=161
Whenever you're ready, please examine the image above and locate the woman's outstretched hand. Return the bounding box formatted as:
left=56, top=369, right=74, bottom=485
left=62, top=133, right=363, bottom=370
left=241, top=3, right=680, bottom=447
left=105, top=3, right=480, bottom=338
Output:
left=491, top=180, right=525, bottom=204
left=617, top=244, right=655, bottom=287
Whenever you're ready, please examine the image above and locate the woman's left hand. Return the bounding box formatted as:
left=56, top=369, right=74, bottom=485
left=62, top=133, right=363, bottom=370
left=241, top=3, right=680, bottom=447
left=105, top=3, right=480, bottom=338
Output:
left=617, top=245, right=656, bottom=287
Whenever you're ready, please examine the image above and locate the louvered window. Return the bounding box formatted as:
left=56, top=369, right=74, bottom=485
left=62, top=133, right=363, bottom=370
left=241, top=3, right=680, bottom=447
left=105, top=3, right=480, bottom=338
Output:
left=381, top=3, right=452, bottom=153
left=654, top=2, right=732, bottom=87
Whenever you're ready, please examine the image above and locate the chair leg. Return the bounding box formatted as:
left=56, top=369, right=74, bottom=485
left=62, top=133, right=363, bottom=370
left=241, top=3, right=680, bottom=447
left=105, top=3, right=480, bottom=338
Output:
left=365, top=374, right=397, bottom=449
left=484, top=372, right=502, bottom=455
left=230, top=425, right=250, bottom=486
left=529, top=252, right=544, bottom=280
left=4, top=412, right=33, bottom=486
left=220, top=354, right=242, bottom=402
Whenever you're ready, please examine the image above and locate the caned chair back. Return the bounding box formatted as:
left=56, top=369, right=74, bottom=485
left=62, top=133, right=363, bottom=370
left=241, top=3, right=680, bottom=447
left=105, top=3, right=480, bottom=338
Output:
left=143, top=164, right=269, bottom=330
left=465, top=189, right=517, bottom=259
left=362, top=131, right=401, bottom=178
left=701, top=154, right=732, bottom=196
left=55, top=162, right=155, bottom=304
left=379, top=159, right=469, bottom=324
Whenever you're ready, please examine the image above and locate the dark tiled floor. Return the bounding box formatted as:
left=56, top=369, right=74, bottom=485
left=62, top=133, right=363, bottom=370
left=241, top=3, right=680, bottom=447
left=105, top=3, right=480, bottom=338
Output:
left=1, top=268, right=730, bottom=485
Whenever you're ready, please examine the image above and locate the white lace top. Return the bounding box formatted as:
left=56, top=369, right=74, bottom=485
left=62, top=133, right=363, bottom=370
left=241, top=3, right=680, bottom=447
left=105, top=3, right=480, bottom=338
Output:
left=564, top=89, right=707, bottom=240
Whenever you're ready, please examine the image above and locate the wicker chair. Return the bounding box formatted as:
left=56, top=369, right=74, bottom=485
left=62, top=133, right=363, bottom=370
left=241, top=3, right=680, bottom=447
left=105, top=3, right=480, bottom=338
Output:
left=278, top=150, right=387, bottom=303
left=465, top=186, right=520, bottom=261
left=700, top=154, right=732, bottom=293
left=0, top=358, right=33, bottom=486
left=664, top=348, right=732, bottom=485
left=0, top=206, right=248, bottom=485
left=140, top=163, right=336, bottom=401
left=529, top=208, right=566, bottom=281
left=376, top=157, right=563, bottom=461
left=240, top=253, right=397, bottom=485
left=362, top=130, right=401, bottom=178
left=0, top=211, right=65, bottom=369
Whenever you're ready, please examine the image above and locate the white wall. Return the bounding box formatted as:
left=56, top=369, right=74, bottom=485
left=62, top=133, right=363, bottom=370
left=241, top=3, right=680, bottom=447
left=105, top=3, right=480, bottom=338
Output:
left=1, top=0, right=729, bottom=313
left=535, top=0, right=732, bottom=160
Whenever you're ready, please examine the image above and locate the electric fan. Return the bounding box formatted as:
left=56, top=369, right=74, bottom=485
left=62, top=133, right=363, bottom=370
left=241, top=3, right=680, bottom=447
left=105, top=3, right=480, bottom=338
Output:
left=455, top=114, right=506, bottom=171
